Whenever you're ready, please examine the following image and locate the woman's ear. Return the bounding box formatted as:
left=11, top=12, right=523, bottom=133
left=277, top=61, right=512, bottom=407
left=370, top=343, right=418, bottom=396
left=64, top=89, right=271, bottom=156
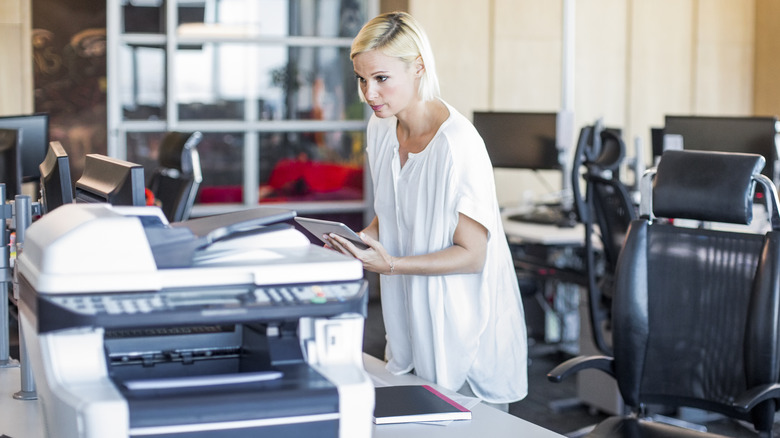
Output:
left=415, top=56, right=425, bottom=76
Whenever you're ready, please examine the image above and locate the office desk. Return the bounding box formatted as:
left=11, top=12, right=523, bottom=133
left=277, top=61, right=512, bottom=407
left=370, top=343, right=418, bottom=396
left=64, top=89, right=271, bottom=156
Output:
left=0, top=355, right=562, bottom=438
left=502, top=216, right=584, bottom=246
left=502, top=210, right=588, bottom=285
left=365, top=354, right=564, bottom=438
left=503, top=215, right=588, bottom=348
left=0, top=365, right=47, bottom=438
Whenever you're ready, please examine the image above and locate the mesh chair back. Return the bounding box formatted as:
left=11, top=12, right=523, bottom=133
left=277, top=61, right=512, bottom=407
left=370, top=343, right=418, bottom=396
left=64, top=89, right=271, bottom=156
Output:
left=613, top=150, right=780, bottom=434
left=573, top=125, right=637, bottom=355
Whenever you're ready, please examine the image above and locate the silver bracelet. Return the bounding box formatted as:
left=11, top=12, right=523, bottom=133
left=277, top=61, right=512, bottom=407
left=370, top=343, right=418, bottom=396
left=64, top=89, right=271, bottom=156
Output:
left=389, top=258, right=395, bottom=274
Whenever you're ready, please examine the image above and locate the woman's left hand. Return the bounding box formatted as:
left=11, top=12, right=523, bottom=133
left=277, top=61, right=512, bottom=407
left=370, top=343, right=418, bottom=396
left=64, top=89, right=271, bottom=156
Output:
left=324, top=232, right=395, bottom=275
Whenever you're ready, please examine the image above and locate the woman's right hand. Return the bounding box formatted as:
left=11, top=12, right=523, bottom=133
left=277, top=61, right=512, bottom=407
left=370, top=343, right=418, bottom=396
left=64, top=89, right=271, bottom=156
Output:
left=325, top=231, right=396, bottom=275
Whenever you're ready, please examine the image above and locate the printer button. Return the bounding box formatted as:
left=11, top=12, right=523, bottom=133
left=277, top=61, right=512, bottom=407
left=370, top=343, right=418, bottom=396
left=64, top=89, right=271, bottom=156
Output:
left=121, top=301, right=138, bottom=314
left=311, top=286, right=328, bottom=304
left=104, top=300, right=123, bottom=314
left=137, top=300, right=152, bottom=313
left=292, top=286, right=316, bottom=302
left=149, top=296, right=165, bottom=309
left=267, top=288, right=282, bottom=303
left=254, top=289, right=272, bottom=304
left=279, top=288, right=295, bottom=302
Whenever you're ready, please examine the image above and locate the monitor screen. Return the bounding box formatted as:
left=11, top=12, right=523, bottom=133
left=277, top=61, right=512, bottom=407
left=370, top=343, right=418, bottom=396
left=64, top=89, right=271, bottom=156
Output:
left=75, top=154, right=146, bottom=206
left=664, top=115, right=780, bottom=184
left=472, top=112, right=563, bottom=170
left=39, top=141, right=74, bottom=213
left=0, top=113, right=49, bottom=182
left=0, top=129, right=21, bottom=202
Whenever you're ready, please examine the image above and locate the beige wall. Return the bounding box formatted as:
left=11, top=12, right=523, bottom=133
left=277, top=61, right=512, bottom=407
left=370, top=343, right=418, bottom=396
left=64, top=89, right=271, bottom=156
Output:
left=411, top=0, right=491, bottom=113
left=412, top=0, right=768, bottom=206
left=754, top=0, right=780, bottom=117
left=0, top=0, right=33, bottom=116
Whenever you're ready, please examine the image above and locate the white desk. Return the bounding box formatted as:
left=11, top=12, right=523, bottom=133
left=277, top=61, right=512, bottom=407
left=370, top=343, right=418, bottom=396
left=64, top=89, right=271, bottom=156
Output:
left=502, top=214, right=587, bottom=349
left=0, top=364, right=47, bottom=437
left=501, top=213, right=584, bottom=246
left=366, top=354, right=564, bottom=438
left=0, top=356, right=562, bottom=438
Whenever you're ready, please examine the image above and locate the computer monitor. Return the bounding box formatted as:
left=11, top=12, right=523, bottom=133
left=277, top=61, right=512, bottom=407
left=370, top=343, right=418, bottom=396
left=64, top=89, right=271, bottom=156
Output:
left=39, top=141, right=74, bottom=213
left=473, top=110, right=575, bottom=210
left=472, top=111, right=569, bottom=170
left=650, top=127, right=665, bottom=160
left=0, top=129, right=22, bottom=202
left=0, top=113, right=49, bottom=182
left=664, top=115, right=780, bottom=185
left=75, top=154, right=146, bottom=206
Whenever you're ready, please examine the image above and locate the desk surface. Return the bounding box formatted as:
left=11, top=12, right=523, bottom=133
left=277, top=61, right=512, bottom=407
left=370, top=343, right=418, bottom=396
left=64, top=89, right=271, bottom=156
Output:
left=0, top=356, right=561, bottom=438
left=366, top=354, right=563, bottom=438
left=0, top=363, right=47, bottom=438
left=502, top=209, right=584, bottom=246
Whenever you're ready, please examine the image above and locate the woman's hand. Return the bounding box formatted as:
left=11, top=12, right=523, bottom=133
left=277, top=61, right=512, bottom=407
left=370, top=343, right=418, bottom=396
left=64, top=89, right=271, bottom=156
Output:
left=322, top=213, right=487, bottom=276
left=324, top=232, right=395, bottom=275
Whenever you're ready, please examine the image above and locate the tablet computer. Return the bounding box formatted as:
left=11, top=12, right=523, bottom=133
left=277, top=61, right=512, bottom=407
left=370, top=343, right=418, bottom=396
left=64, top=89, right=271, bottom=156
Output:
left=294, top=217, right=369, bottom=250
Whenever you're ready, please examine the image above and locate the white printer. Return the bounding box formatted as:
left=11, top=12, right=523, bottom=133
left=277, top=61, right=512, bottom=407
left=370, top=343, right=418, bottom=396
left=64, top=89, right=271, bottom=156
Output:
left=16, top=203, right=374, bottom=438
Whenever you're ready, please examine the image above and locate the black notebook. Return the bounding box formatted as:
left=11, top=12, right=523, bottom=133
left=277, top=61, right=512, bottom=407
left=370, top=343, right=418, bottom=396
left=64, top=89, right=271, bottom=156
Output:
left=373, top=385, right=472, bottom=424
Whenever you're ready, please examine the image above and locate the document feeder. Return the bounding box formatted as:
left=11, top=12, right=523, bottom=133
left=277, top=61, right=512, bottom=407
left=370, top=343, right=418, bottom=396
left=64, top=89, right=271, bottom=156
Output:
left=16, top=203, right=374, bottom=438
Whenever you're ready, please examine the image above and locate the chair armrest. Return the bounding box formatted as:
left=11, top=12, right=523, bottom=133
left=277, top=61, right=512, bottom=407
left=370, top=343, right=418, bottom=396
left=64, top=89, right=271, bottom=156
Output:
left=546, top=355, right=615, bottom=383
left=732, top=383, right=780, bottom=412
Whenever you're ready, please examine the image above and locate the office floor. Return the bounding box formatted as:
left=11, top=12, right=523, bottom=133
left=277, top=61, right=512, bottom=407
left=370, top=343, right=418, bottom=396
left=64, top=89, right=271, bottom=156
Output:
left=362, top=297, right=780, bottom=438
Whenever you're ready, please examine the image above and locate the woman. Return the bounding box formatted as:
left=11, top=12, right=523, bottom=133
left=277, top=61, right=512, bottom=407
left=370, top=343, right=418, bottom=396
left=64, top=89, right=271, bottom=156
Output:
left=325, top=11, right=528, bottom=410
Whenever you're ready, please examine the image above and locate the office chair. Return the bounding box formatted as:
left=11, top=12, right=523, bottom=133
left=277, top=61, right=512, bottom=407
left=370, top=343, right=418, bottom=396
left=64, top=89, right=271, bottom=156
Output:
left=571, top=126, right=637, bottom=357
left=549, top=150, right=780, bottom=438
left=147, top=131, right=203, bottom=223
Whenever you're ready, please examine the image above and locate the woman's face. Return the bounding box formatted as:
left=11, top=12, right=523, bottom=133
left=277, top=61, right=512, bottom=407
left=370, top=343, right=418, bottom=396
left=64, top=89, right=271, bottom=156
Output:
left=353, top=49, right=420, bottom=118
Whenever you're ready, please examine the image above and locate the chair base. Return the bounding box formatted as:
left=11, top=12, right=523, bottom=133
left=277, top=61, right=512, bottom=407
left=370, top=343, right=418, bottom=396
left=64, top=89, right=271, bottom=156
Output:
left=588, top=417, right=732, bottom=438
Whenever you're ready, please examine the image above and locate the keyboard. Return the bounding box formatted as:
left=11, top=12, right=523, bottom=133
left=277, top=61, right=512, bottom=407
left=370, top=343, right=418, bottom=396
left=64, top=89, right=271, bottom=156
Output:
left=507, top=206, right=577, bottom=228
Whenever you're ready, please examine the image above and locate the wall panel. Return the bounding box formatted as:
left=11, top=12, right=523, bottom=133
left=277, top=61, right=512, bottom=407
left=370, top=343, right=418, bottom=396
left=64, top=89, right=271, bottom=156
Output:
left=411, top=0, right=490, bottom=117
left=0, top=0, right=32, bottom=115
left=754, top=0, right=780, bottom=117
left=574, top=0, right=627, bottom=131
left=492, top=0, right=561, bottom=111
left=693, top=0, right=754, bottom=115
left=627, top=0, right=694, bottom=162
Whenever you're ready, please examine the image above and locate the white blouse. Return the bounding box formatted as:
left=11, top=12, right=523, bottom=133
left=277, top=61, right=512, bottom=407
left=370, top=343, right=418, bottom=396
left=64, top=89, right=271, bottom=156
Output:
left=366, top=101, right=528, bottom=403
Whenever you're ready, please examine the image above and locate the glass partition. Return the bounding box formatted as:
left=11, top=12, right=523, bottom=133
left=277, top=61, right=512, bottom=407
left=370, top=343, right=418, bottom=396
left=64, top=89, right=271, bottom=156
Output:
left=111, top=0, right=375, bottom=210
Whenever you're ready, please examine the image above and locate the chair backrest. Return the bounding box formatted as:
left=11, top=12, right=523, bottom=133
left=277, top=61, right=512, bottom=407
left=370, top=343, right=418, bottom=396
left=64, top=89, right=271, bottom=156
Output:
left=148, top=131, right=203, bottom=222
left=571, top=124, right=637, bottom=355
left=585, top=130, right=636, bottom=273
left=613, top=149, right=780, bottom=434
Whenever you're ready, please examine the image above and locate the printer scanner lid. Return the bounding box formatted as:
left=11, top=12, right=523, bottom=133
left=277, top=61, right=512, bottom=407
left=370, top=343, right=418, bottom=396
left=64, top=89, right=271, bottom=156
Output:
left=17, top=204, right=363, bottom=294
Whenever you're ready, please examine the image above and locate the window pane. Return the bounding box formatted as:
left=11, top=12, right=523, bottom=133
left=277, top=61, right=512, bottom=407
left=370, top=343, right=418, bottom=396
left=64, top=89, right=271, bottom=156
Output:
left=198, top=131, right=246, bottom=188
left=257, top=129, right=365, bottom=201
left=196, top=130, right=365, bottom=204
left=183, top=0, right=367, bottom=38
left=123, top=1, right=206, bottom=34
left=176, top=45, right=362, bottom=121
left=120, top=46, right=166, bottom=120
left=125, top=131, right=167, bottom=184
left=126, top=130, right=245, bottom=195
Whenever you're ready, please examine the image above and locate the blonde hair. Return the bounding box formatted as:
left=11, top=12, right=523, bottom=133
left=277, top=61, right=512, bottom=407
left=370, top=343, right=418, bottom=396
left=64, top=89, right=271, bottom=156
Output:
left=350, top=11, right=440, bottom=102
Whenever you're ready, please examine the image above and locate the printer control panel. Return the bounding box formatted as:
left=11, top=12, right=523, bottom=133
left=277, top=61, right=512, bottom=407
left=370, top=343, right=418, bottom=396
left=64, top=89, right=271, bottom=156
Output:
left=49, top=283, right=358, bottom=316
left=32, top=281, right=368, bottom=333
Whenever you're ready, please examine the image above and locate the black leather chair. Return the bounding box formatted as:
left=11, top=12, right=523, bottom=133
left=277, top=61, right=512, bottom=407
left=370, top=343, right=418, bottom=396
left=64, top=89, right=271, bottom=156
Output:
left=549, top=150, right=780, bottom=438
left=571, top=125, right=637, bottom=356
left=147, top=131, right=203, bottom=223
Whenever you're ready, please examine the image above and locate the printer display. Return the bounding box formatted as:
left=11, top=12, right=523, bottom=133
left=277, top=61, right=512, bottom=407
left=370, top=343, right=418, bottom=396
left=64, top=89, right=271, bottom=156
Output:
left=16, top=204, right=374, bottom=438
